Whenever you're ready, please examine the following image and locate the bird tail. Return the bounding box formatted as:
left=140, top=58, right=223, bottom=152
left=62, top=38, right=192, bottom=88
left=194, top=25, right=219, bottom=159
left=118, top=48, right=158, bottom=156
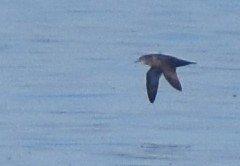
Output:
left=175, top=59, right=196, bottom=67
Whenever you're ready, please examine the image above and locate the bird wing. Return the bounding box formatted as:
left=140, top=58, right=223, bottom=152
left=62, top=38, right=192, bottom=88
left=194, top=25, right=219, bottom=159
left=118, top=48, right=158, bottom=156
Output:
left=162, top=64, right=182, bottom=91
left=146, top=67, right=162, bottom=103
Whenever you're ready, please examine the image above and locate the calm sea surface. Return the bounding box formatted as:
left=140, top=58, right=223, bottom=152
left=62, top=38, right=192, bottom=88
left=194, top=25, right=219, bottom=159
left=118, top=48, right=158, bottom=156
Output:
left=0, top=0, right=240, bottom=165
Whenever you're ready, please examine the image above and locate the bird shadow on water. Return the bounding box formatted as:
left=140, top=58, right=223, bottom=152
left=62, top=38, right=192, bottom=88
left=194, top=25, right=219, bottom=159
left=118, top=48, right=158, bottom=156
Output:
left=105, top=142, right=192, bottom=165
left=140, top=143, right=191, bottom=159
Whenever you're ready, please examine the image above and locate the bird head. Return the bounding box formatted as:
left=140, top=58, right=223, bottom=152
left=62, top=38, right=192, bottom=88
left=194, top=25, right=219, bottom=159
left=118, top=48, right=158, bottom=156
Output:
left=135, top=54, right=157, bottom=66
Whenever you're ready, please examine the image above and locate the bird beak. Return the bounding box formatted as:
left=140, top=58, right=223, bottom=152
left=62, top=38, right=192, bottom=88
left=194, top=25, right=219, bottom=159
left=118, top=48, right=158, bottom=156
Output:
left=135, top=59, right=140, bottom=63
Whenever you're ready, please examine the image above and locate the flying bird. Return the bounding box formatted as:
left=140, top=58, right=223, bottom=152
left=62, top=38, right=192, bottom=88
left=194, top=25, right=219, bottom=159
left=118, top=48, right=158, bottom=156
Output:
left=136, top=53, right=196, bottom=103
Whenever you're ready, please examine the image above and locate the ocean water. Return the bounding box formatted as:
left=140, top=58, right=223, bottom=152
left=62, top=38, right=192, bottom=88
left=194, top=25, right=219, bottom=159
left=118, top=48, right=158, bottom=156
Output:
left=0, top=0, right=240, bottom=165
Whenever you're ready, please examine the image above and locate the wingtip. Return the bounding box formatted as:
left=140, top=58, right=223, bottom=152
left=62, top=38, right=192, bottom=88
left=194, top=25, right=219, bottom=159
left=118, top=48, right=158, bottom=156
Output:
left=148, top=97, right=155, bottom=103
left=171, top=84, right=182, bottom=91
left=177, top=85, right=182, bottom=91
left=149, top=100, right=155, bottom=103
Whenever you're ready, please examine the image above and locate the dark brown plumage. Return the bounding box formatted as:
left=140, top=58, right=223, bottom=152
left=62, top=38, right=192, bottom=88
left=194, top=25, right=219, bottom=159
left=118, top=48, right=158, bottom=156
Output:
left=136, top=53, right=196, bottom=103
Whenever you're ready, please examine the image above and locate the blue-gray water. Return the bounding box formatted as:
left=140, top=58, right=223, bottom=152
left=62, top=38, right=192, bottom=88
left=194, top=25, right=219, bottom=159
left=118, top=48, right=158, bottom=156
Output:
left=0, top=0, right=240, bottom=165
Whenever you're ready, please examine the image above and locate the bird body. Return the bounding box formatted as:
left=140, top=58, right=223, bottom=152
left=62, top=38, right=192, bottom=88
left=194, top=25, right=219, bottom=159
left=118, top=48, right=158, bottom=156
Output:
left=136, top=53, right=196, bottom=103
